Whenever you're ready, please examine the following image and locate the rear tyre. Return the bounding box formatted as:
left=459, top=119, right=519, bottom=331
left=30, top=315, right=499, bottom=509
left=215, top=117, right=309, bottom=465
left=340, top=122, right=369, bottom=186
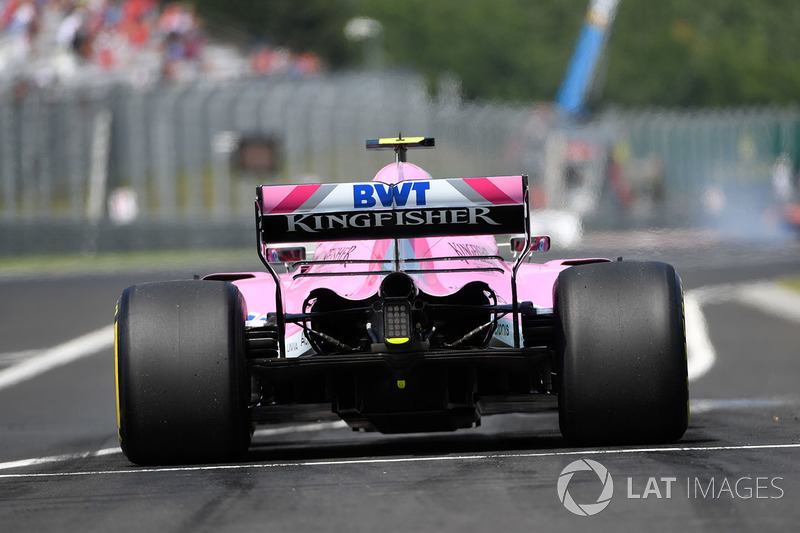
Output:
left=115, top=280, right=251, bottom=465
left=555, top=261, right=688, bottom=444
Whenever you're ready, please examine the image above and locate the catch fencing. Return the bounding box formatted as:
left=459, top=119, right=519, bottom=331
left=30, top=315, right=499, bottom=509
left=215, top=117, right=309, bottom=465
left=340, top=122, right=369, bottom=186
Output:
left=1, top=72, right=798, bottom=252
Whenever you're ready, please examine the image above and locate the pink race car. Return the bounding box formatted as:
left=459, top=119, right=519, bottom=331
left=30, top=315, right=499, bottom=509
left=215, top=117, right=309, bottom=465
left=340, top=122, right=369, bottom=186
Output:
left=115, top=137, right=688, bottom=465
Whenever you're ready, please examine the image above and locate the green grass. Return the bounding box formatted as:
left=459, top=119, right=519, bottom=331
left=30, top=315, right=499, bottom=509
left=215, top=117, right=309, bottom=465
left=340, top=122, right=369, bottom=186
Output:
left=0, top=248, right=263, bottom=278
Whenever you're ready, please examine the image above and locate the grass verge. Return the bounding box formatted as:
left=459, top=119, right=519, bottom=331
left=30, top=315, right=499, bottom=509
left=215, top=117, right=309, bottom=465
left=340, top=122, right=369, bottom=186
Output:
left=0, top=248, right=262, bottom=279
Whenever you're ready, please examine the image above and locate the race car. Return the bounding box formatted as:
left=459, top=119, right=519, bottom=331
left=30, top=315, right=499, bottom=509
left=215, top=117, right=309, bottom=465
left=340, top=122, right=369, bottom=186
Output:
left=115, top=137, right=688, bottom=465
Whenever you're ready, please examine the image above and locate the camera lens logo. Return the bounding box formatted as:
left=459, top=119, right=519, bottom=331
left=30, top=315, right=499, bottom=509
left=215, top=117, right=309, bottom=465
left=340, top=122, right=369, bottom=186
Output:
left=557, top=459, right=614, bottom=516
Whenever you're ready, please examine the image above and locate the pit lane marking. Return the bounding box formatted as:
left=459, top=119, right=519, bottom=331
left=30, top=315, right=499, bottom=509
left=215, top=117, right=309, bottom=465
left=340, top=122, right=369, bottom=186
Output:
left=2, top=442, right=800, bottom=480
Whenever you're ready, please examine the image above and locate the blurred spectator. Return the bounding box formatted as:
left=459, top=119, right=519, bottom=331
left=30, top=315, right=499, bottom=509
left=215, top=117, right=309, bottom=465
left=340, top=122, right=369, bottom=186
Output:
left=250, top=41, right=283, bottom=76
left=250, top=42, right=321, bottom=79
left=1, top=0, right=325, bottom=87
left=1, top=0, right=39, bottom=66
left=121, top=0, right=155, bottom=47
left=56, top=3, right=90, bottom=59
left=290, top=51, right=321, bottom=78
left=157, top=2, right=204, bottom=80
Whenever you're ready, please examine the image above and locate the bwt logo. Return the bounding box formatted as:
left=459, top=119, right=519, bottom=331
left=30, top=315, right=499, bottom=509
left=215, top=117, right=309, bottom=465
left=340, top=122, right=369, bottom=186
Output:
left=353, top=182, right=430, bottom=208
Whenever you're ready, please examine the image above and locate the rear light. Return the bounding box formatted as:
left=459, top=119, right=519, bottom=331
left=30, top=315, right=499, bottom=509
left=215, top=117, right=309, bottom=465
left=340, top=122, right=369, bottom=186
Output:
left=383, top=300, right=411, bottom=344
left=510, top=235, right=551, bottom=254
left=266, top=246, right=306, bottom=263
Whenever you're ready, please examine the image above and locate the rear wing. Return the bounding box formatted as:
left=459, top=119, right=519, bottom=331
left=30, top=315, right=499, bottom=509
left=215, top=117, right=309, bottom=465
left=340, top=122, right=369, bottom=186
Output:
left=256, top=175, right=529, bottom=246
left=254, top=175, right=535, bottom=354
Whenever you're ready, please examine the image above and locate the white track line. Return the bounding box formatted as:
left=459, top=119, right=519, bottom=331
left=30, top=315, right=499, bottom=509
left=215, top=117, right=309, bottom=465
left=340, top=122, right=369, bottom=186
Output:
left=0, top=447, right=121, bottom=472
left=690, top=397, right=797, bottom=415
left=739, top=281, right=800, bottom=323
left=0, top=325, right=114, bottom=391
left=690, top=281, right=800, bottom=323
left=684, top=280, right=800, bottom=383
left=1, top=442, right=800, bottom=480
left=0, top=419, right=349, bottom=472
left=254, top=421, right=348, bottom=437
left=0, top=349, right=41, bottom=365
left=684, top=291, right=716, bottom=382
left=0, top=396, right=795, bottom=477
left=0, top=420, right=350, bottom=472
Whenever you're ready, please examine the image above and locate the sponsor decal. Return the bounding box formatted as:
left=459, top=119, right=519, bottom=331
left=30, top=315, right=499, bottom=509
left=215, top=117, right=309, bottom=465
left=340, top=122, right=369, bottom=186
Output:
left=321, top=245, right=359, bottom=261
left=353, top=181, right=430, bottom=208
left=494, top=319, right=511, bottom=339
left=284, top=207, right=501, bottom=234
left=285, top=329, right=312, bottom=357
left=448, top=242, right=487, bottom=257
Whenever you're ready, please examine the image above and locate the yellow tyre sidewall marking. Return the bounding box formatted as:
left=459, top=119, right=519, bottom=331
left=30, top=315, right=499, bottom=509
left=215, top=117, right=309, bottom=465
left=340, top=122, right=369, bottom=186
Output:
left=114, top=303, right=122, bottom=444
left=679, top=277, right=689, bottom=424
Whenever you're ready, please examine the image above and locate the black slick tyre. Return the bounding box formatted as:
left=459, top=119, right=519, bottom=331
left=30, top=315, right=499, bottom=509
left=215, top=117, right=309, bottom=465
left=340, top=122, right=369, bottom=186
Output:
left=555, top=261, right=688, bottom=445
left=115, top=280, right=251, bottom=465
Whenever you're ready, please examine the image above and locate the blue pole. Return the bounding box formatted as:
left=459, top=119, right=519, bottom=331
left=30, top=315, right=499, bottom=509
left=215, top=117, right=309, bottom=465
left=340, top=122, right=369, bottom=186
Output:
left=556, top=0, right=620, bottom=117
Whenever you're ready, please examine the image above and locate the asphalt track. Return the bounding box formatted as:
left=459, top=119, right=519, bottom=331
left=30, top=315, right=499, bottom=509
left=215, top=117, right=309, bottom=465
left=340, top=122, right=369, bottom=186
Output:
left=1, top=236, right=799, bottom=532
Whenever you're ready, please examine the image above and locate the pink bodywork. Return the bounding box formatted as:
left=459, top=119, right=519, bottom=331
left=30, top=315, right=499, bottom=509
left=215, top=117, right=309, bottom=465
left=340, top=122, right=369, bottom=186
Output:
left=207, top=162, right=605, bottom=348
